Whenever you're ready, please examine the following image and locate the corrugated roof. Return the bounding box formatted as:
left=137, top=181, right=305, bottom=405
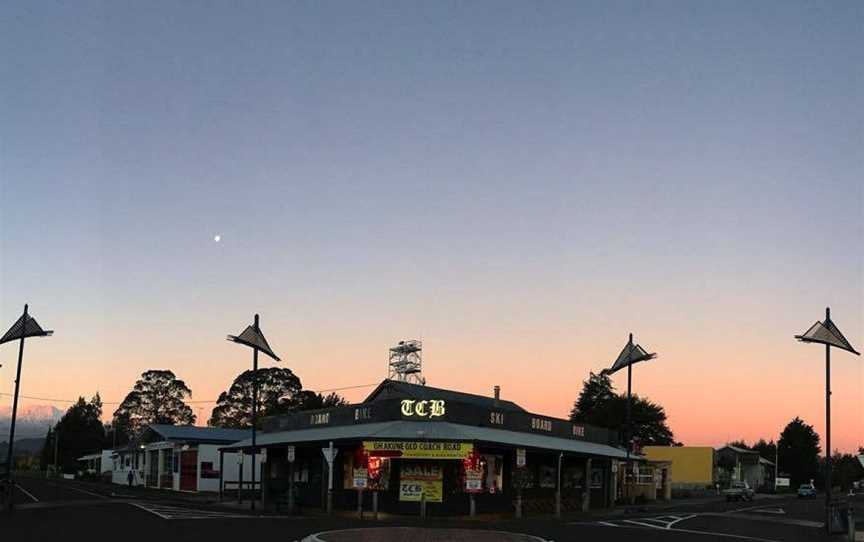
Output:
left=364, top=380, right=525, bottom=412
left=221, top=420, right=628, bottom=459
left=146, top=424, right=252, bottom=443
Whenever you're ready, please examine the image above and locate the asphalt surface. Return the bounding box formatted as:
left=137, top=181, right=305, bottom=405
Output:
left=1, top=476, right=860, bottom=542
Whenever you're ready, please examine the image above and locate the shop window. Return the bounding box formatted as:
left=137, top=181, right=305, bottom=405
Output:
left=481, top=454, right=503, bottom=493
left=563, top=465, right=585, bottom=489
left=201, top=461, right=220, bottom=479
left=539, top=464, right=556, bottom=488
left=292, top=462, right=309, bottom=483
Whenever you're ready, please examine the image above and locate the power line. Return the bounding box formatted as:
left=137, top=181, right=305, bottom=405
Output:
left=0, top=383, right=377, bottom=407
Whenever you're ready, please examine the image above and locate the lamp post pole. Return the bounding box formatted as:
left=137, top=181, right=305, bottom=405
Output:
left=251, top=314, right=259, bottom=511
left=626, top=335, right=633, bottom=504
left=227, top=313, right=280, bottom=513
left=4, top=305, right=28, bottom=494
left=824, top=308, right=831, bottom=512
left=794, top=306, right=859, bottom=533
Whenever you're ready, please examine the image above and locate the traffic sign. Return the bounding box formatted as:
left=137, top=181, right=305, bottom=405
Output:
left=322, top=447, right=338, bottom=464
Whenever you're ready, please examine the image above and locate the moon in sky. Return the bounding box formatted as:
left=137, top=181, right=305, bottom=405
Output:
left=213, top=235, right=221, bottom=242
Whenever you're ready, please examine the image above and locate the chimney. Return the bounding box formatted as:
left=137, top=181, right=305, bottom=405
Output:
left=493, top=385, right=500, bottom=407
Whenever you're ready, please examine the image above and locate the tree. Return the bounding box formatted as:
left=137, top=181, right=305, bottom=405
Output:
left=828, top=453, right=864, bottom=491
left=778, top=417, right=820, bottom=488
left=292, top=391, right=349, bottom=411
left=112, top=370, right=195, bottom=439
left=727, top=440, right=750, bottom=450
left=569, top=372, right=615, bottom=421
left=569, top=372, right=676, bottom=446
left=751, top=439, right=776, bottom=461
left=208, top=367, right=303, bottom=428
left=40, top=394, right=105, bottom=474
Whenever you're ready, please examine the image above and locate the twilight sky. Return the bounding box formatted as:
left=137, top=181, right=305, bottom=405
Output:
left=1, top=1, right=861, bottom=452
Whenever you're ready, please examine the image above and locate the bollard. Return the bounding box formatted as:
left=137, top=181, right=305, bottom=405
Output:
left=373, top=490, right=378, bottom=520
left=420, top=493, right=427, bottom=518
left=357, top=488, right=363, bottom=520
left=470, top=494, right=476, bottom=517
left=515, top=493, right=522, bottom=519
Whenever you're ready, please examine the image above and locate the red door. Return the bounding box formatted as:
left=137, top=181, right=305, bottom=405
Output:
left=180, top=450, right=198, bottom=492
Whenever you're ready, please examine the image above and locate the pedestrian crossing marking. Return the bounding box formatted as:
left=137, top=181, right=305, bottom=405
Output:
left=130, top=502, right=262, bottom=520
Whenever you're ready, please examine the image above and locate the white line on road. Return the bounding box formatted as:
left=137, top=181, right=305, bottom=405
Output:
left=130, top=502, right=171, bottom=519
left=667, top=514, right=698, bottom=528
left=15, top=484, right=39, bottom=503
left=596, top=521, right=618, bottom=527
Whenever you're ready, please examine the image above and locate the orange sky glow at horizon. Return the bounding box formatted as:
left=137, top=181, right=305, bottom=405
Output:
left=2, top=315, right=861, bottom=454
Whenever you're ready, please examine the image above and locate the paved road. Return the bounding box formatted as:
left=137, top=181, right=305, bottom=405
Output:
left=2, top=477, right=858, bottom=542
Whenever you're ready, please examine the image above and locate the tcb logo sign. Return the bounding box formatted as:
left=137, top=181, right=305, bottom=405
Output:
left=400, top=399, right=446, bottom=418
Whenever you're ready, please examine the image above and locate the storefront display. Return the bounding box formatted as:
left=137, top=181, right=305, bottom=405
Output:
left=399, top=461, right=443, bottom=502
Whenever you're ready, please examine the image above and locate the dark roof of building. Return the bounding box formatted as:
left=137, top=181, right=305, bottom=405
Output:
left=222, top=420, right=629, bottom=459
left=363, top=380, right=526, bottom=412
left=143, top=424, right=252, bottom=444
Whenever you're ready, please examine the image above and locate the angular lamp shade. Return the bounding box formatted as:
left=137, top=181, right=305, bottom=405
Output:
left=0, top=314, right=53, bottom=346
left=795, top=319, right=860, bottom=356
left=227, top=324, right=281, bottom=361
left=602, top=341, right=656, bottom=376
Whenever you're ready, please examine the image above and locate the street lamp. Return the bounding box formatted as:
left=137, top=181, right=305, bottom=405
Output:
left=795, top=307, right=859, bottom=530
left=601, top=333, right=656, bottom=504
left=0, top=304, right=52, bottom=511
left=227, top=314, right=280, bottom=511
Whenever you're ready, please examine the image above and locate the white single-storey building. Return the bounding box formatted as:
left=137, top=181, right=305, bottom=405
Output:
left=76, top=450, right=114, bottom=477
left=111, top=424, right=262, bottom=493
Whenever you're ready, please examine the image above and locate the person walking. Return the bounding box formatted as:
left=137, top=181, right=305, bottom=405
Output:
left=127, top=470, right=134, bottom=488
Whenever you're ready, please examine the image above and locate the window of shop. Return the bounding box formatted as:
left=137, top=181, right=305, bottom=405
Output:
left=480, top=454, right=503, bottom=493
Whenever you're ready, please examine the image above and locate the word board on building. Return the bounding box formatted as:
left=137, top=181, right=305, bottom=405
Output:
left=399, top=462, right=443, bottom=502
left=776, top=477, right=790, bottom=487
left=353, top=468, right=368, bottom=489
left=363, top=441, right=472, bottom=460
left=465, top=469, right=483, bottom=492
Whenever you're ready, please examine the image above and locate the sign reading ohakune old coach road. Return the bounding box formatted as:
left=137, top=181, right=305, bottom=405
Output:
left=363, top=441, right=473, bottom=459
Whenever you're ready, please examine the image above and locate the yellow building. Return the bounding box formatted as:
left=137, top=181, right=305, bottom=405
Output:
left=643, top=446, right=714, bottom=488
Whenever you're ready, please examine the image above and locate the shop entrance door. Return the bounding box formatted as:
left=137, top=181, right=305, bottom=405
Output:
left=180, top=450, right=198, bottom=492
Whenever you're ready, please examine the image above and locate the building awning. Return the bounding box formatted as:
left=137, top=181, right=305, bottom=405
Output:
left=221, top=420, right=630, bottom=460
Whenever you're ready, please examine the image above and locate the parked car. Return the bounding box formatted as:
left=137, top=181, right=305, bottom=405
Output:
left=797, top=483, right=817, bottom=499
left=724, top=481, right=755, bottom=502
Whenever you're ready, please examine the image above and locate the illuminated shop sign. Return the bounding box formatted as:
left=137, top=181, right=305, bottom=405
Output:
left=363, top=441, right=473, bottom=459
left=400, top=399, right=445, bottom=418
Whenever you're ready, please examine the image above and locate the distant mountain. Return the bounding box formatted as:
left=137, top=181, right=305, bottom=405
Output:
left=0, top=404, right=63, bottom=440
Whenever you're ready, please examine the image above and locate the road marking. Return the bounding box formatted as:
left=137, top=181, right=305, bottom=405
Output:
left=15, top=483, right=39, bottom=503
left=595, top=521, right=618, bottom=527
left=129, top=502, right=266, bottom=520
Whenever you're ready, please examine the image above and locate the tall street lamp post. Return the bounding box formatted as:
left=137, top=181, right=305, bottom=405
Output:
left=795, top=307, right=859, bottom=531
left=228, top=314, right=281, bottom=511
left=601, top=333, right=656, bottom=505
left=0, top=304, right=53, bottom=511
